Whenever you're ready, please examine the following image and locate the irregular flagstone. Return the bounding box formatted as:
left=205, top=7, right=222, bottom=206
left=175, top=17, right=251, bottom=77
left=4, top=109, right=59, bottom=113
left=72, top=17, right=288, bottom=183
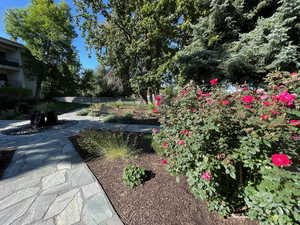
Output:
left=42, top=170, right=66, bottom=189
left=82, top=193, right=114, bottom=224
left=41, top=182, right=72, bottom=196
left=55, top=191, right=83, bottom=225
left=32, top=219, right=56, bottom=225
left=81, top=182, right=101, bottom=199
left=0, top=196, right=35, bottom=225
left=16, top=194, right=57, bottom=225
left=44, top=188, right=79, bottom=219
left=0, top=186, right=40, bottom=211
left=69, top=166, right=95, bottom=187
left=0, top=176, right=41, bottom=200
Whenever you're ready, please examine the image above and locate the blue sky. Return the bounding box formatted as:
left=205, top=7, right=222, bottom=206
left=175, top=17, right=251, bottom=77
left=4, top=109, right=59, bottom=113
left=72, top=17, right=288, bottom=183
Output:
left=0, top=0, right=99, bottom=71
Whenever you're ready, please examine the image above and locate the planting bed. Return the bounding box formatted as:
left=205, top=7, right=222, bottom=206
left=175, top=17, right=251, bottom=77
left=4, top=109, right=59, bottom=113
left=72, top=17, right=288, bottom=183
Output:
left=71, top=131, right=258, bottom=225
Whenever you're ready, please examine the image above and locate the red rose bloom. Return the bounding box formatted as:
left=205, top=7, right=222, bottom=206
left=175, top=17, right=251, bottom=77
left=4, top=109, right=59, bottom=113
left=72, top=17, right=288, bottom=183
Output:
left=154, top=96, right=162, bottom=101
left=270, top=111, right=281, bottom=115
left=162, top=142, right=169, bottom=148
left=153, top=108, right=159, bottom=113
left=154, top=101, right=161, bottom=106
left=289, top=120, right=300, bottom=126
left=242, top=96, right=255, bottom=103
left=162, top=160, right=168, bottom=165
left=263, top=101, right=272, bottom=106
left=210, top=78, right=218, bottom=85
left=244, top=105, right=253, bottom=109
left=272, top=154, right=292, bottom=167
left=221, top=100, right=230, bottom=105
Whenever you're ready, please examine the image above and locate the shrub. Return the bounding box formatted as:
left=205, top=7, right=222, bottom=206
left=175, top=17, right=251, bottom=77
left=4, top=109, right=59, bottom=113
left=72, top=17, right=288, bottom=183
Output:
left=153, top=71, right=300, bottom=221
left=0, top=87, right=32, bottom=98
left=123, top=165, right=146, bottom=188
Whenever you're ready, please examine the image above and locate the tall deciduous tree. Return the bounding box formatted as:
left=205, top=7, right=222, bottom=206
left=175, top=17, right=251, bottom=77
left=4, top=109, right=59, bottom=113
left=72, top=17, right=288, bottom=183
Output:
left=73, top=0, right=205, bottom=101
left=5, top=0, right=78, bottom=98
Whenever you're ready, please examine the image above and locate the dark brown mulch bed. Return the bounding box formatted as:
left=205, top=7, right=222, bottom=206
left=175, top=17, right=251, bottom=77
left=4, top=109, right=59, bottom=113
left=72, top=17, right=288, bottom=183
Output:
left=71, top=133, right=258, bottom=225
left=0, top=147, right=16, bottom=178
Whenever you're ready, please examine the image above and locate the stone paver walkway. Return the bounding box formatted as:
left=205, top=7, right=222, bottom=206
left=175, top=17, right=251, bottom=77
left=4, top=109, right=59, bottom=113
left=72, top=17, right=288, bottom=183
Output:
left=0, top=110, right=160, bottom=225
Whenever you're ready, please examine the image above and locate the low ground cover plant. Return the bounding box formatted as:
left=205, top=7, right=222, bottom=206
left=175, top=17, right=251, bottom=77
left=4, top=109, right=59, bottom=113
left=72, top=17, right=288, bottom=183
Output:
left=123, top=165, right=147, bottom=188
left=153, top=71, right=300, bottom=224
left=76, top=129, right=142, bottom=160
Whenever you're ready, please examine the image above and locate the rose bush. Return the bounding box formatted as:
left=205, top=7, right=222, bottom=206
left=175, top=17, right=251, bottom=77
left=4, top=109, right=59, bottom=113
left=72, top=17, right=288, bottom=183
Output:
left=153, top=71, right=300, bottom=223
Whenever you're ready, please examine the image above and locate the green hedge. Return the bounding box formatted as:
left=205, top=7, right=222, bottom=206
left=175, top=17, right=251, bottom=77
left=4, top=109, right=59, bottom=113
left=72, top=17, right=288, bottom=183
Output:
left=0, top=87, right=32, bottom=98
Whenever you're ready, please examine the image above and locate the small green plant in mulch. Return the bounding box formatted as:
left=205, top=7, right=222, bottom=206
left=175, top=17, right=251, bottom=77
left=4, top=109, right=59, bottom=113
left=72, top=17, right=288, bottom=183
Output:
left=76, top=108, right=90, bottom=116
left=123, top=165, right=146, bottom=188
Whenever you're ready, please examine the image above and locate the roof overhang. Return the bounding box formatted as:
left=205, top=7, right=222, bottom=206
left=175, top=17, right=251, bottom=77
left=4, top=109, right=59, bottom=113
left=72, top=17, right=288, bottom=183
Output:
left=0, top=37, right=24, bottom=50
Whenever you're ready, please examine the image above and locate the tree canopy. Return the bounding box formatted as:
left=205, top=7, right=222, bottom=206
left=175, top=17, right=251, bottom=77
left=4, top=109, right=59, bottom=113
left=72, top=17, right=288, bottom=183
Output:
left=5, top=0, right=79, bottom=98
left=74, top=0, right=299, bottom=94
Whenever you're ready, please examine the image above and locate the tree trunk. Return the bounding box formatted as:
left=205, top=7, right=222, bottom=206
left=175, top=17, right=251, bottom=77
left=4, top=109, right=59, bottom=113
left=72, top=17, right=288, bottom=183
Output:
left=35, top=76, right=42, bottom=101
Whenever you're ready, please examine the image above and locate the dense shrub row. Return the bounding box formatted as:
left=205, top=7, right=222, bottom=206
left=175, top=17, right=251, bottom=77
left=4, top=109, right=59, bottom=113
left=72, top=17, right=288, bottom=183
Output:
left=153, top=71, right=300, bottom=224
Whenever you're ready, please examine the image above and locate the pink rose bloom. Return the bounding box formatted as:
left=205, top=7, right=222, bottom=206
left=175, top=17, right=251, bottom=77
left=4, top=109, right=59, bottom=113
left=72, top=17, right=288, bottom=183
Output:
left=162, top=160, right=168, bottom=165
left=201, top=171, right=212, bottom=181
left=278, top=92, right=296, bottom=106
left=162, top=142, right=169, bottom=148
left=152, top=128, right=160, bottom=135
left=210, top=78, right=218, bottom=85
left=260, top=114, right=269, bottom=120
left=244, top=105, right=253, bottom=109
left=260, top=94, right=270, bottom=100
left=242, top=87, right=249, bottom=91
left=178, top=140, right=186, bottom=145
left=292, top=135, right=299, bottom=141
left=272, top=154, right=292, bottom=167
left=242, top=96, right=255, bottom=103
left=263, top=101, right=272, bottom=106
left=291, top=72, right=298, bottom=76
left=289, top=120, right=300, bottom=126
left=191, top=108, right=197, bottom=112
left=256, top=89, right=265, bottom=94
left=221, top=100, right=230, bottom=105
